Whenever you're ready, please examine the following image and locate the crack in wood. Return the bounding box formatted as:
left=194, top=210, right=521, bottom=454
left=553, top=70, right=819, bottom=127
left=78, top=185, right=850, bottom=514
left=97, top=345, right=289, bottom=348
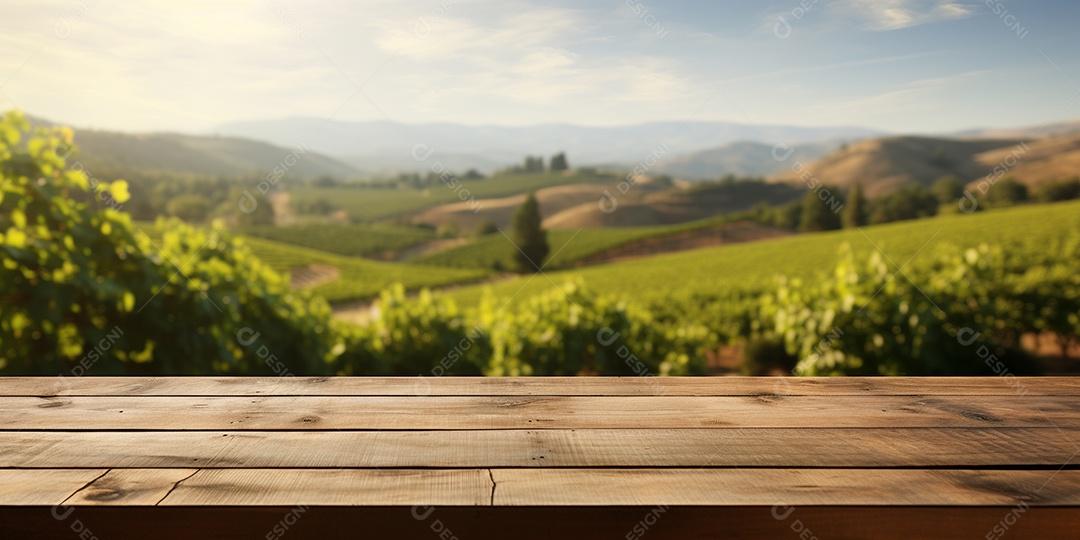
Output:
left=59, top=469, right=111, bottom=506
left=155, top=470, right=200, bottom=506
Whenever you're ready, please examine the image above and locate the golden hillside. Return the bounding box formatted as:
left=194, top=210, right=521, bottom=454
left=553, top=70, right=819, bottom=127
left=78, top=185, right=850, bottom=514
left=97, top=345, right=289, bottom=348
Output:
left=767, top=136, right=1029, bottom=197
left=972, top=134, right=1080, bottom=188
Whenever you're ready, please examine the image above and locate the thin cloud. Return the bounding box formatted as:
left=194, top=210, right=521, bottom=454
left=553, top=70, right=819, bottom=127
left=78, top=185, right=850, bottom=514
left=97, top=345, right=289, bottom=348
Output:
left=836, top=0, right=974, bottom=30
left=803, top=70, right=989, bottom=120
left=1, top=0, right=1075, bottom=133
left=730, top=50, right=950, bottom=83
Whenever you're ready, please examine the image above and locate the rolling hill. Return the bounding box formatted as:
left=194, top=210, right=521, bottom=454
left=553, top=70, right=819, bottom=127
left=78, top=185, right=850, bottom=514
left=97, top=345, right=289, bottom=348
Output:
left=414, top=220, right=790, bottom=271
left=72, top=130, right=360, bottom=179
left=410, top=173, right=806, bottom=231
left=217, top=117, right=880, bottom=173
left=238, top=236, right=489, bottom=303
left=971, top=133, right=1080, bottom=188
left=133, top=222, right=489, bottom=304
left=650, top=140, right=839, bottom=180
left=445, top=199, right=1080, bottom=315
left=410, top=176, right=672, bottom=231
left=23, top=113, right=360, bottom=179
left=767, top=135, right=1032, bottom=197
left=543, top=179, right=804, bottom=228
left=292, top=171, right=620, bottom=224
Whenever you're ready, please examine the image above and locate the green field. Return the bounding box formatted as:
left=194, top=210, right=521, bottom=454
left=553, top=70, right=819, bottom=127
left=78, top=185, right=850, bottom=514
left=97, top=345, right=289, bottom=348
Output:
left=132, top=222, right=490, bottom=303
left=132, top=200, right=1080, bottom=310
left=242, top=223, right=435, bottom=258
left=290, top=171, right=614, bottom=222
left=446, top=200, right=1080, bottom=312
left=239, top=237, right=489, bottom=303
left=414, top=226, right=676, bottom=270
left=415, top=213, right=749, bottom=270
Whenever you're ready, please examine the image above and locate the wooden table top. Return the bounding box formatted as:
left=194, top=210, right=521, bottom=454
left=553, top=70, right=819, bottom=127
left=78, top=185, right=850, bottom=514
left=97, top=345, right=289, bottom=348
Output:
left=1, top=376, right=1078, bottom=539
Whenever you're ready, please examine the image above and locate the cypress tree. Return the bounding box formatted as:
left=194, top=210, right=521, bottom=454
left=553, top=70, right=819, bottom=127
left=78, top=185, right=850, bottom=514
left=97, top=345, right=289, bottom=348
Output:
left=800, top=187, right=842, bottom=232
left=843, top=182, right=868, bottom=228
left=511, top=192, right=550, bottom=272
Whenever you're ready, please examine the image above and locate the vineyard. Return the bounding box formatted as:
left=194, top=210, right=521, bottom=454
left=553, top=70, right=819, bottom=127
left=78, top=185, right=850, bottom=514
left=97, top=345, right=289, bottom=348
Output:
left=410, top=208, right=760, bottom=270
left=289, top=171, right=613, bottom=222
left=447, top=199, right=1080, bottom=317
left=415, top=225, right=679, bottom=270
left=134, top=222, right=490, bottom=303
left=2, top=113, right=1078, bottom=378
left=330, top=212, right=1080, bottom=376
left=242, top=223, right=435, bottom=258
left=240, top=237, right=490, bottom=302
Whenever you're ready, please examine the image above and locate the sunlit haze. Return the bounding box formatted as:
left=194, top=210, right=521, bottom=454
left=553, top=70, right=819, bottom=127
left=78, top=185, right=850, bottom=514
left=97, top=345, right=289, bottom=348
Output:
left=3, top=0, right=1078, bottom=133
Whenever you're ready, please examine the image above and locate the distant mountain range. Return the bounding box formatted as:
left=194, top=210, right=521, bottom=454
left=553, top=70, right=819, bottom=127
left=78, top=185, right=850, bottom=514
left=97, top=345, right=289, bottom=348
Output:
left=951, top=119, right=1080, bottom=140
left=648, top=140, right=841, bottom=180
left=25, top=114, right=360, bottom=180
left=664, top=119, right=1080, bottom=182
left=214, top=117, right=880, bottom=176
left=17, top=112, right=1080, bottom=192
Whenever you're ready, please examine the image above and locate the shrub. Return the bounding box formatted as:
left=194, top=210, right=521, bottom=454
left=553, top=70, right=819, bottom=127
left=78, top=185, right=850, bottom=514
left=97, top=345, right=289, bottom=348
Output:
left=481, top=281, right=712, bottom=376
left=763, top=244, right=1042, bottom=376
left=0, top=111, right=334, bottom=375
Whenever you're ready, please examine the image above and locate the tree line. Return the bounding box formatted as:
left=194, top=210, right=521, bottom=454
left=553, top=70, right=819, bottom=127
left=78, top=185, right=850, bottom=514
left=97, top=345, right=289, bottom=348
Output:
left=750, top=175, right=1080, bottom=233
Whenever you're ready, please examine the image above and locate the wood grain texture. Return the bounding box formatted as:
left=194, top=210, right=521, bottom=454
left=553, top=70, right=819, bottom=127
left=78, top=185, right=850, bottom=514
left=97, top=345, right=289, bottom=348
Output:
left=3, top=375, right=1079, bottom=540
left=20, top=468, right=1075, bottom=507
left=63, top=469, right=197, bottom=505
left=5, top=376, right=1077, bottom=396
left=3, top=395, right=1076, bottom=430
left=4, top=506, right=1079, bottom=540
left=0, top=469, right=106, bottom=505
left=2, top=428, right=1077, bottom=469
left=491, top=468, right=1080, bottom=506
left=159, top=469, right=493, bottom=506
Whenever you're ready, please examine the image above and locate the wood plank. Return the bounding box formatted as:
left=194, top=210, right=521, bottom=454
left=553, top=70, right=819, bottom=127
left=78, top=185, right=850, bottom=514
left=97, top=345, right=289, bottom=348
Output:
left=3, top=506, right=1080, bottom=540
left=492, top=468, right=1080, bottom=506
left=2, top=395, right=1076, bottom=430
left=63, top=469, right=197, bottom=505
left=2, top=428, right=1077, bottom=469
left=3, top=374, right=1079, bottom=540
left=5, top=376, right=1077, bottom=396
left=159, top=469, right=492, bottom=506
left=21, top=468, right=1071, bottom=507
left=0, top=469, right=107, bottom=505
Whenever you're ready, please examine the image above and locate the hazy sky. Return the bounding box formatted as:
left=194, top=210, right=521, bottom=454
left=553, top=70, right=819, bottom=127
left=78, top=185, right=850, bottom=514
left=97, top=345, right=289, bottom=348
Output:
left=2, top=0, right=1077, bottom=134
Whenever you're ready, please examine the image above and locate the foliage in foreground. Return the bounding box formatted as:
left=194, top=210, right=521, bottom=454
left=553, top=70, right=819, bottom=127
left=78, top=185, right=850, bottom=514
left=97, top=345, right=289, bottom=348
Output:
left=1, top=112, right=702, bottom=377
left=242, top=223, right=434, bottom=258
left=0, top=111, right=333, bottom=374
left=0, top=110, right=702, bottom=377
left=3, top=111, right=1078, bottom=377
left=331, top=281, right=712, bottom=376
left=762, top=244, right=1059, bottom=376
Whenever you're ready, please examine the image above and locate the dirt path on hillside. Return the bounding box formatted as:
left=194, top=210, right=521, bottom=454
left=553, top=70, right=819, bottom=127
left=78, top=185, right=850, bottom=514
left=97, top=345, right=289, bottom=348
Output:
left=372, top=237, right=470, bottom=262
left=573, top=221, right=791, bottom=267
left=330, top=222, right=792, bottom=324
left=289, top=263, right=340, bottom=289
left=271, top=191, right=295, bottom=226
